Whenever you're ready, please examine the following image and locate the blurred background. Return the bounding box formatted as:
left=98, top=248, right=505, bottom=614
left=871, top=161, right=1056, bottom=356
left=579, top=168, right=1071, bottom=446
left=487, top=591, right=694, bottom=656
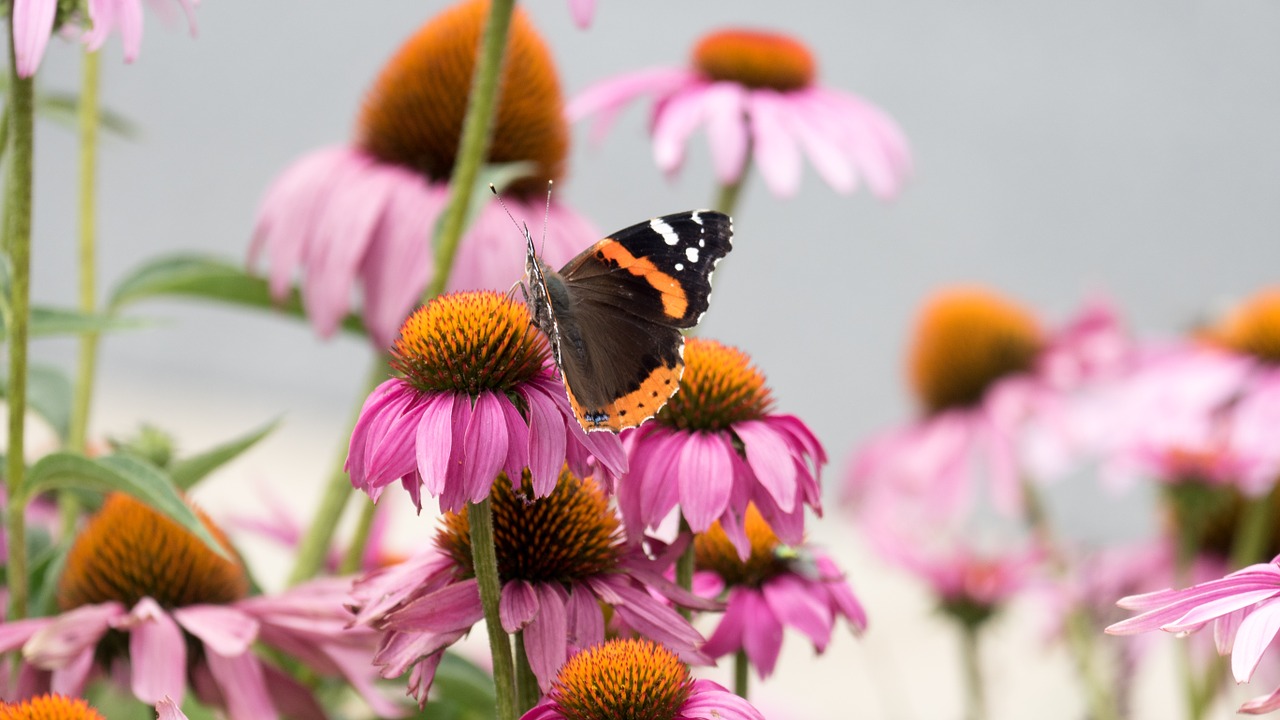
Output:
left=23, top=2, right=1280, bottom=718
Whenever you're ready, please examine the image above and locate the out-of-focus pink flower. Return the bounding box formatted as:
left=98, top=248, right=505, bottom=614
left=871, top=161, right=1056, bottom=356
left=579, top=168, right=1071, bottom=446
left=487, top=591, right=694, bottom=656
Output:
left=565, top=0, right=594, bottom=27
left=569, top=28, right=910, bottom=199
left=693, top=506, right=865, bottom=678
left=616, top=338, right=823, bottom=559
left=349, top=469, right=712, bottom=705
left=11, top=0, right=198, bottom=78
left=1107, top=556, right=1280, bottom=714
left=345, top=292, right=625, bottom=513
left=252, top=0, right=593, bottom=348
left=523, top=639, right=765, bottom=720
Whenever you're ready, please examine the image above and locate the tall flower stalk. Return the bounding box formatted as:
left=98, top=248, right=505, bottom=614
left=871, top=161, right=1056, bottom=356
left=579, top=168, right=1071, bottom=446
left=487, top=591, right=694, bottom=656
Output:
left=69, top=49, right=102, bottom=458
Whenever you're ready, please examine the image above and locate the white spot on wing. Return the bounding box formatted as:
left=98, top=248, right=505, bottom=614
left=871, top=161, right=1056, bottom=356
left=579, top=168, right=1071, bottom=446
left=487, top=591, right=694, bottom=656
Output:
left=691, top=211, right=703, bottom=226
left=685, top=247, right=699, bottom=263
left=675, top=262, right=685, bottom=271
left=651, top=218, right=679, bottom=246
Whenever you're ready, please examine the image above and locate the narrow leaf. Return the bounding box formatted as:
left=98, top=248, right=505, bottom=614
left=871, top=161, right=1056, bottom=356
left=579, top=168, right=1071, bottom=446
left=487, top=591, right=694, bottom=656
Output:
left=170, top=420, right=278, bottom=490
left=0, top=306, right=149, bottom=341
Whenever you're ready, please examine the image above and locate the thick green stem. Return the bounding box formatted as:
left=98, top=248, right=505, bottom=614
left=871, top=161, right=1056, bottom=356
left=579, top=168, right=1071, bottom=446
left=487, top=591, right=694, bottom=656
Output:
left=712, top=154, right=750, bottom=217
left=424, top=0, right=515, bottom=300
left=675, top=523, right=695, bottom=621
left=960, top=624, right=987, bottom=720
left=4, top=27, right=35, bottom=620
left=1230, top=491, right=1274, bottom=569
left=470, top=497, right=517, bottom=720
left=733, top=649, right=750, bottom=699
left=288, top=358, right=387, bottom=585
left=513, top=632, right=541, bottom=714
left=337, top=498, right=378, bottom=575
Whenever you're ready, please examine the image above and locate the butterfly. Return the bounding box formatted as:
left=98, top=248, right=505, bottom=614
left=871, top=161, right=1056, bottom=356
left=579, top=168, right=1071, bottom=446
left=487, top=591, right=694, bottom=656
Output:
left=521, top=210, right=733, bottom=432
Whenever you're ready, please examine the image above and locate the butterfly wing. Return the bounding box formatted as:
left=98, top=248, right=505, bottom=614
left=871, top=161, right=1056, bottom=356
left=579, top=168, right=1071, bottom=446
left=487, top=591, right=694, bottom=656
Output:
left=548, top=210, right=733, bottom=431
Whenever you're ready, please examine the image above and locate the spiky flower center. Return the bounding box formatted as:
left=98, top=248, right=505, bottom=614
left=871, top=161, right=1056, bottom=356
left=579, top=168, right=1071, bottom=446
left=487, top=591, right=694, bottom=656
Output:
left=436, top=467, right=622, bottom=584
left=695, top=505, right=788, bottom=588
left=58, top=493, right=248, bottom=611
left=549, top=639, right=693, bottom=720
left=357, top=0, right=568, bottom=196
left=1211, top=288, right=1280, bottom=364
left=658, top=338, right=774, bottom=431
left=692, top=29, right=816, bottom=92
left=908, top=287, right=1044, bottom=413
left=391, top=291, right=550, bottom=395
left=0, top=695, right=106, bottom=720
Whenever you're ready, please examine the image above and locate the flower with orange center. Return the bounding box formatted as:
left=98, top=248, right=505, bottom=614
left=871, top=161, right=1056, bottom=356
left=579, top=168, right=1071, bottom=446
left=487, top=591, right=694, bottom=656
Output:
left=251, top=0, right=599, bottom=348
left=522, top=638, right=765, bottom=720
left=12, top=0, right=199, bottom=78
left=692, top=506, right=866, bottom=679
left=0, top=695, right=187, bottom=720
left=569, top=27, right=910, bottom=199
left=0, top=494, right=397, bottom=720
left=349, top=467, right=710, bottom=706
left=346, top=291, right=625, bottom=513
left=617, top=338, right=824, bottom=558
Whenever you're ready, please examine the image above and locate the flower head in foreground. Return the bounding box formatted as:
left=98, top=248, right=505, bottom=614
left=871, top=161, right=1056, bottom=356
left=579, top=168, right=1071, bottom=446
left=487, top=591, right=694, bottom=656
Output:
left=0, top=694, right=187, bottom=720
left=252, top=0, right=596, bottom=348
left=524, top=638, right=764, bottom=720
left=694, top=505, right=866, bottom=678
left=349, top=468, right=711, bottom=705
left=12, top=0, right=198, bottom=78
left=1107, top=556, right=1280, bottom=714
left=569, top=27, right=910, bottom=199
left=846, top=287, right=1128, bottom=526
left=0, top=494, right=397, bottom=720
left=617, top=338, right=824, bottom=558
left=345, top=291, right=625, bottom=512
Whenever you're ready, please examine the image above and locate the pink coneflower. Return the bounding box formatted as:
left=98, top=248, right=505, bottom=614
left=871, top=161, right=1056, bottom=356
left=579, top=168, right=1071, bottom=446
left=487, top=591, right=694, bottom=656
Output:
left=616, top=338, right=824, bottom=559
left=0, top=494, right=398, bottom=719
left=0, top=693, right=187, bottom=720
left=345, top=291, right=625, bottom=513
left=846, top=287, right=1129, bottom=524
left=349, top=468, right=711, bottom=705
left=693, top=505, right=865, bottom=679
left=569, top=28, right=910, bottom=199
left=11, top=0, right=198, bottom=78
left=1107, top=556, right=1280, bottom=714
left=252, top=0, right=596, bottom=348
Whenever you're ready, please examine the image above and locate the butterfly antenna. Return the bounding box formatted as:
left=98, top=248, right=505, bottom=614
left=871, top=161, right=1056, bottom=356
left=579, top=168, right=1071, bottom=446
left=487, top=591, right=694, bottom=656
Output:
left=489, top=183, right=536, bottom=256
left=539, top=180, right=553, bottom=258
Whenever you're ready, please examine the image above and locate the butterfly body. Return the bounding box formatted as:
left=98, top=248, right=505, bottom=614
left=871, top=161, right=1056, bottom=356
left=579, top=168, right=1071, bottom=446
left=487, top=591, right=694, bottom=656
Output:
left=522, top=210, right=733, bottom=432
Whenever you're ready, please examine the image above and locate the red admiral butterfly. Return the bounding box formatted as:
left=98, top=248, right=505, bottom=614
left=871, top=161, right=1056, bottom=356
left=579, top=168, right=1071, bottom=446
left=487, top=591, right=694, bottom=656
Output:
left=522, top=210, right=734, bottom=432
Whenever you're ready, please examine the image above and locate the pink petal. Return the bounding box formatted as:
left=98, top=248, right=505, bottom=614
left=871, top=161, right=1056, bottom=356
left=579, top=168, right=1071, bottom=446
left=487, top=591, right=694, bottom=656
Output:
left=12, top=0, right=58, bottom=78
left=25, top=603, right=122, bottom=665
left=566, top=0, right=594, bottom=28
left=206, top=650, right=278, bottom=720
left=738, top=591, right=784, bottom=677
left=762, top=576, right=834, bottom=651
left=501, top=580, right=540, bottom=633
left=156, top=697, right=189, bottom=720
left=460, top=393, right=509, bottom=505
left=747, top=91, right=802, bottom=197
left=415, top=392, right=459, bottom=497
left=357, top=175, right=444, bottom=348
left=566, top=68, right=697, bottom=142
left=1232, top=601, right=1280, bottom=682
left=701, top=588, right=748, bottom=660
left=388, top=579, right=484, bottom=633
left=117, top=0, right=144, bottom=62
left=524, top=386, right=567, bottom=495
left=522, top=584, right=568, bottom=691
left=682, top=680, right=767, bottom=720
left=652, top=85, right=713, bottom=175
left=124, top=599, right=186, bottom=704
left=735, top=420, right=798, bottom=513
left=563, top=584, right=604, bottom=650
left=171, top=604, right=259, bottom=657
left=700, top=83, right=750, bottom=184
left=49, top=650, right=94, bottom=697
left=677, top=432, right=734, bottom=532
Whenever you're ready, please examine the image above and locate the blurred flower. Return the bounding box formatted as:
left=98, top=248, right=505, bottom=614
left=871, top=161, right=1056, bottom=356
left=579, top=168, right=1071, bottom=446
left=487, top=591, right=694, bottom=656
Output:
left=345, top=291, right=625, bottom=513
left=693, top=505, right=866, bottom=678
left=0, top=494, right=397, bottom=719
left=231, top=488, right=405, bottom=573
left=11, top=0, right=198, bottom=78
left=522, top=638, right=765, bottom=720
left=349, top=468, right=710, bottom=705
left=252, top=0, right=595, bottom=348
left=569, top=28, right=910, bottom=199
left=617, top=338, right=824, bottom=558
left=565, top=0, right=594, bottom=27
left=1107, top=556, right=1280, bottom=714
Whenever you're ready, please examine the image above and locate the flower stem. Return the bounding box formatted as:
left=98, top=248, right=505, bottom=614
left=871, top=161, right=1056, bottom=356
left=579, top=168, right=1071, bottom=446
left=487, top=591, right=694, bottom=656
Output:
left=733, top=649, right=750, bottom=699
left=712, top=153, right=751, bottom=217
left=1230, top=489, right=1274, bottom=569
left=470, top=497, right=517, bottom=720
left=675, top=521, right=695, bottom=620
left=424, top=0, right=516, bottom=301
left=4, top=25, right=36, bottom=620
left=959, top=623, right=987, bottom=720
left=288, top=358, right=388, bottom=585
left=513, top=632, right=540, bottom=714
left=337, top=498, right=378, bottom=575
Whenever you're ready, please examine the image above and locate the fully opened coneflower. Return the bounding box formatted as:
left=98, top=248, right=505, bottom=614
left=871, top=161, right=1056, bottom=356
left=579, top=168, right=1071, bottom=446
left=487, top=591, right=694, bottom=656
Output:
left=693, top=505, right=866, bottom=679
left=522, top=638, right=765, bottom=720
left=568, top=28, right=910, bottom=199
left=349, top=467, right=710, bottom=704
left=0, top=694, right=187, bottom=720
left=11, top=0, right=198, bottom=77
left=252, top=0, right=597, bottom=348
left=616, top=338, right=824, bottom=558
left=345, top=291, right=625, bottom=513
left=0, top=494, right=398, bottom=720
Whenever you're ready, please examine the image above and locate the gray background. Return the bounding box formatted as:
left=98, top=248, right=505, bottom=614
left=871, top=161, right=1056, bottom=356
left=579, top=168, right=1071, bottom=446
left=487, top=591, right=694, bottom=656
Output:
left=21, top=2, right=1280, bottom=717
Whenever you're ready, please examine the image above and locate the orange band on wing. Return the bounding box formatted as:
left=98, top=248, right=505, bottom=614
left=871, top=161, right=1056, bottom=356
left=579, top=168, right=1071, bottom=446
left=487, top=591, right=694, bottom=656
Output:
left=568, top=360, right=685, bottom=432
left=597, top=240, right=688, bottom=319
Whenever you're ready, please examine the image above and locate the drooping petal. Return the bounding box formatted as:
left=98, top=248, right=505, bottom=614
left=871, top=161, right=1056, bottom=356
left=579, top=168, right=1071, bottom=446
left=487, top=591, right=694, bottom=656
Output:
left=24, top=603, right=122, bottom=666
left=682, top=680, right=767, bottom=720
left=676, top=432, right=734, bottom=532
left=1231, top=601, right=1280, bottom=683
left=738, top=591, right=784, bottom=677
left=701, top=82, right=750, bottom=184
left=735, top=419, right=798, bottom=513
left=567, top=68, right=697, bottom=143
left=124, top=599, right=187, bottom=704
left=12, top=0, right=57, bottom=78
left=651, top=84, right=713, bottom=175
left=171, top=604, right=260, bottom=657
left=762, top=575, right=834, bottom=651
left=116, top=0, right=145, bottom=62
left=156, top=697, right=189, bottom=720
left=563, top=583, right=604, bottom=650
left=525, top=385, right=568, bottom=496
left=522, top=584, right=568, bottom=690
left=566, top=0, right=594, bottom=28
left=747, top=90, right=802, bottom=197
left=415, top=392, right=459, bottom=498
left=460, top=392, right=510, bottom=505
left=387, top=579, right=485, bottom=633
left=501, top=580, right=540, bottom=633
left=206, top=650, right=278, bottom=720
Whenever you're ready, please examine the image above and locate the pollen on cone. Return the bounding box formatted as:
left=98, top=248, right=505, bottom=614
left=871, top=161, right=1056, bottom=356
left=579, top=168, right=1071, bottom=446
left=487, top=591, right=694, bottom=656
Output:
left=357, top=0, right=569, bottom=196
left=692, top=29, right=817, bottom=92
left=0, top=694, right=107, bottom=720
left=549, top=638, right=692, bottom=720
left=658, top=338, right=774, bottom=431
left=908, top=286, right=1044, bottom=413
left=695, top=504, right=787, bottom=588
left=1209, top=288, right=1280, bottom=364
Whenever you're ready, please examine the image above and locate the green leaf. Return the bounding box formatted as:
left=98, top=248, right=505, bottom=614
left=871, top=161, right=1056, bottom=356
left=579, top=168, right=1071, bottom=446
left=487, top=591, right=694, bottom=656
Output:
left=0, top=305, right=149, bottom=341
left=433, top=161, right=539, bottom=260
left=26, top=364, right=73, bottom=440
left=420, top=651, right=496, bottom=720
left=36, top=91, right=139, bottom=138
left=170, top=419, right=278, bottom=491
left=22, top=452, right=230, bottom=559
left=107, top=254, right=366, bottom=335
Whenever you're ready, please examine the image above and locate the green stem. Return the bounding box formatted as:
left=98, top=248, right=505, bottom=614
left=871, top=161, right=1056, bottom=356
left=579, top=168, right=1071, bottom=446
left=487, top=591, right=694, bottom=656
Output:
left=513, top=632, right=540, bottom=714
left=675, top=523, right=695, bottom=621
left=4, top=23, right=35, bottom=620
left=712, top=154, right=750, bottom=217
left=733, top=649, right=750, bottom=699
left=424, top=0, right=516, bottom=300
left=0, top=104, right=10, bottom=168
left=288, top=358, right=388, bottom=585
left=337, top=498, right=378, bottom=575
left=960, top=624, right=987, bottom=720
left=470, top=497, right=517, bottom=720
left=1230, top=490, right=1274, bottom=569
